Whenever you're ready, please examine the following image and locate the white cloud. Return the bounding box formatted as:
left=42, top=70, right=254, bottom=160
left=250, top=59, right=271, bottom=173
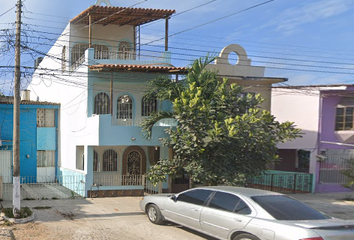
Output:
left=267, top=0, right=353, bottom=34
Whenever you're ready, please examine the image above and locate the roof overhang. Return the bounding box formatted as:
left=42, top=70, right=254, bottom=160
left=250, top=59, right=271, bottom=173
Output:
left=220, top=75, right=287, bottom=85
left=88, top=64, right=188, bottom=74
left=70, top=5, right=176, bottom=26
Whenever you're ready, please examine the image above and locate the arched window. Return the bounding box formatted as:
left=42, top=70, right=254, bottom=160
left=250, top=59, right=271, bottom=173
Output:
left=118, top=41, right=131, bottom=60
left=142, top=95, right=157, bottom=116
left=117, top=95, right=133, bottom=119
left=93, top=150, right=99, bottom=172
left=94, top=92, right=110, bottom=114
left=103, top=149, right=117, bottom=172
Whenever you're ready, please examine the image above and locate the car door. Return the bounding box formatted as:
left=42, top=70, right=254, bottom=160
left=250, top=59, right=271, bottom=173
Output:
left=200, top=191, right=254, bottom=239
left=164, top=189, right=213, bottom=231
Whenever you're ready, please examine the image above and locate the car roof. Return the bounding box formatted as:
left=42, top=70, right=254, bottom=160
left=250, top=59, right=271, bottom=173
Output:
left=193, top=186, right=284, bottom=197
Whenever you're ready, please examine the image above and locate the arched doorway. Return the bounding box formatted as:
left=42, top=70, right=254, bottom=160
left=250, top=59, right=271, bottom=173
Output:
left=122, top=146, right=146, bottom=185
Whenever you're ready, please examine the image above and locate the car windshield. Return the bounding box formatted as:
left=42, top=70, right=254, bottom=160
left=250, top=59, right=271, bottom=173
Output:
left=251, top=195, right=331, bottom=220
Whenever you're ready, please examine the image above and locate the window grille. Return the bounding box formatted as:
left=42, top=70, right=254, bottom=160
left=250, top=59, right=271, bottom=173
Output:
left=71, top=43, right=89, bottom=68
left=71, top=43, right=109, bottom=68
left=118, top=41, right=131, bottom=60
left=142, top=95, right=157, bottom=116
left=127, top=150, right=141, bottom=175
left=37, top=109, right=55, bottom=127
left=103, top=149, right=118, bottom=172
left=117, top=95, right=133, bottom=119
left=37, top=150, right=55, bottom=167
left=94, top=92, right=110, bottom=114
left=92, top=44, right=109, bottom=59
left=93, top=150, right=99, bottom=172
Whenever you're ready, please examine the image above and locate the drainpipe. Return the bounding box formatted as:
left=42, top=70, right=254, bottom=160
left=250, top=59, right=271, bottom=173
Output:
left=315, top=91, right=323, bottom=193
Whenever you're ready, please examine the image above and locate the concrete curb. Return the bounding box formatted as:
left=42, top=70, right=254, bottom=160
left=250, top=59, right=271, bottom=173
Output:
left=1, top=212, right=35, bottom=224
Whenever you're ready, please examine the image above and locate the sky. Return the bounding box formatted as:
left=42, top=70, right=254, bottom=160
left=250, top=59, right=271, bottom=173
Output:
left=0, top=0, right=354, bottom=95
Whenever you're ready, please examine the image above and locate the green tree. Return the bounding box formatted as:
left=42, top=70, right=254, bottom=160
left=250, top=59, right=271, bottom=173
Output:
left=142, top=57, right=301, bottom=186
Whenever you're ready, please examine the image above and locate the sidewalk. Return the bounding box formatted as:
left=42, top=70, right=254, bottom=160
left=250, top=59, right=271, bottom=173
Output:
left=1, top=191, right=354, bottom=221
left=289, top=191, right=354, bottom=220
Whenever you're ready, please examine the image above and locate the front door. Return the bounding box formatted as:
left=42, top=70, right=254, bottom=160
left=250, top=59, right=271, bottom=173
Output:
left=0, top=150, right=12, bottom=183
left=37, top=150, right=55, bottom=182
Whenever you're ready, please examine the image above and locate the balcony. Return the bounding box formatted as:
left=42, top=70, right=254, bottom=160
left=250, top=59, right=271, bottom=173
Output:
left=71, top=49, right=172, bottom=71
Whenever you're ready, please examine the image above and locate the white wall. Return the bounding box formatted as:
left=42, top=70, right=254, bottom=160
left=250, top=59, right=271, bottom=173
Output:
left=271, top=88, right=320, bottom=150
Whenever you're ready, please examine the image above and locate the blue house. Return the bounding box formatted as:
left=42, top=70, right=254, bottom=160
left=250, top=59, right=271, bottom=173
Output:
left=0, top=93, right=60, bottom=184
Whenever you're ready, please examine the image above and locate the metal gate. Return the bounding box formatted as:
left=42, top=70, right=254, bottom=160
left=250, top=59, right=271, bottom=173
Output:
left=0, top=150, right=12, bottom=183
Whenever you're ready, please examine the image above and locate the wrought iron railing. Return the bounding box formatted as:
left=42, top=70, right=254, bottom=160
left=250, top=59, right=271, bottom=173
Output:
left=0, top=175, right=85, bottom=201
left=247, top=171, right=313, bottom=194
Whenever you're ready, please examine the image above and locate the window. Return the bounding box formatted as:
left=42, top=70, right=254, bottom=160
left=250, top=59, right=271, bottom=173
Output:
left=177, top=189, right=213, bottom=205
left=208, top=192, right=250, bottom=213
left=62, top=46, right=66, bottom=73
left=142, top=95, right=157, bottom=116
left=117, top=95, right=133, bottom=119
left=118, top=41, right=132, bottom=60
left=252, top=195, right=330, bottom=220
left=94, top=92, right=110, bottom=115
left=335, top=106, right=354, bottom=130
left=103, top=149, right=117, bottom=172
left=71, top=43, right=89, bottom=69
left=37, top=109, right=55, bottom=127
left=93, top=150, right=99, bottom=172
left=37, top=150, right=55, bottom=167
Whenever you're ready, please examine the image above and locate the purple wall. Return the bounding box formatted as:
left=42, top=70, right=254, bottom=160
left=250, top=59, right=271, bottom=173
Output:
left=320, top=89, right=354, bottom=150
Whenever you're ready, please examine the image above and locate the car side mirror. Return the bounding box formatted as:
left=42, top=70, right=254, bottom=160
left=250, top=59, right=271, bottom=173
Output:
left=170, top=195, right=177, bottom=201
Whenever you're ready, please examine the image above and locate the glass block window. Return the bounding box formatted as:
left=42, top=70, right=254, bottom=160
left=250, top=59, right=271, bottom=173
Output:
left=94, top=92, right=110, bottom=114
left=103, top=149, right=118, bottom=172
left=37, top=109, right=55, bottom=127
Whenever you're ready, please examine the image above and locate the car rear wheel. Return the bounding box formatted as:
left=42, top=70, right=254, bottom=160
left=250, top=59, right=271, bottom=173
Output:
left=233, top=233, right=260, bottom=240
left=147, top=204, right=164, bottom=225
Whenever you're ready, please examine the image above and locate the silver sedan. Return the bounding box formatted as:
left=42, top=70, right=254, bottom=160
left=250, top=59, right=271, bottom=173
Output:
left=140, top=186, right=354, bottom=240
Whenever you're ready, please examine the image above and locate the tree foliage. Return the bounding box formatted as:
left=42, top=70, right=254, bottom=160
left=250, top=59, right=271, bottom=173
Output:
left=142, top=57, right=301, bottom=186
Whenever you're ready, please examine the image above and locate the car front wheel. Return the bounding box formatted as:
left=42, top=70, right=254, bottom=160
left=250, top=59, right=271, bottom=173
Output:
left=147, top=204, right=164, bottom=225
left=233, top=233, right=260, bottom=240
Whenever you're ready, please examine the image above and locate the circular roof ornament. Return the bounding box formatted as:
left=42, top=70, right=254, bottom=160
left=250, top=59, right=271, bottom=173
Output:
left=95, top=0, right=112, bottom=6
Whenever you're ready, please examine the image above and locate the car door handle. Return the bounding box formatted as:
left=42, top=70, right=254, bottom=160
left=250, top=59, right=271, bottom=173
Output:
left=192, top=208, right=199, bottom=211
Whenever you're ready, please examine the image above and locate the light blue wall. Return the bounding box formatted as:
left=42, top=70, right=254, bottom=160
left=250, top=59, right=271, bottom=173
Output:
left=37, top=127, right=56, bottom=150
left=57, top=167, right=86, bottom=197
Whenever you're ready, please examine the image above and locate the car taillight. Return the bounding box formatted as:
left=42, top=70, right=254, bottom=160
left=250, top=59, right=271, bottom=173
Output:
left=300, top=238, right=324, bottom=240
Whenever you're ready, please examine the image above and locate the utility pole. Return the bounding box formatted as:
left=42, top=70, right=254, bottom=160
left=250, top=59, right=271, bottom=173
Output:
left=13, top=0, right=22, bottom=217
